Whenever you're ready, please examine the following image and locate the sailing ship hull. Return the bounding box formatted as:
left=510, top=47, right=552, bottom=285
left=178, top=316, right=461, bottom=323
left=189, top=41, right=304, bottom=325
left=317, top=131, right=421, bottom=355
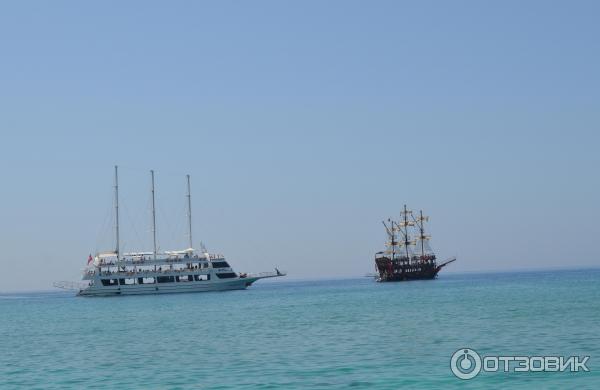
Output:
left=374, top=256, right=456, bottom=282
left=77, top=277, right=261, bottom=297
left=376, top=267, right=440, bottom=282
left=374, top=257, right=443, bottom=282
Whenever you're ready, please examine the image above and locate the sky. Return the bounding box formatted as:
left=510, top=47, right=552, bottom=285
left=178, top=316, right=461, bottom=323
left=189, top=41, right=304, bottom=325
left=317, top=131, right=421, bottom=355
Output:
left=1, top=1, right=599, bottom=291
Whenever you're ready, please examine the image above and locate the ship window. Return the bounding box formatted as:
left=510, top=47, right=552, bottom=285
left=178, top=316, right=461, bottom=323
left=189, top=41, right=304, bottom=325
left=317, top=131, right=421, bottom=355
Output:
left=124, top=278, right=135, bottom=285
left=101, top=279, right=118, bottom=286
left=194, top=274, right=209, bottom=281
left=157, top=276, right=175, bottom=283
left=143, top=277, right=155, bottom=284
left=212, top=261, right=230, bottom=268
left=216, top=272, right=237, bottom=279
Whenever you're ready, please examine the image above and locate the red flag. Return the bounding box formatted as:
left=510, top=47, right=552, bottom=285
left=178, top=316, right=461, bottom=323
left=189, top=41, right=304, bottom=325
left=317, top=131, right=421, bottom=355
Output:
left=87, top=254, right=93, bottom=265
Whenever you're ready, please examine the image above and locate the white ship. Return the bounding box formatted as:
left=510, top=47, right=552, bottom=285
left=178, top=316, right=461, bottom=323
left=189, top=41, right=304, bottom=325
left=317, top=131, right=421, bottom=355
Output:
left=55, top=166, right=285, bottom=296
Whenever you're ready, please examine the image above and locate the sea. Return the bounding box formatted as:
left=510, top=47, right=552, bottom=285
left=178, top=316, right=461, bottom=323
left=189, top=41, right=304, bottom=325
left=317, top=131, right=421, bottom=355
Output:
left=1, top=269, right=599, bottom=389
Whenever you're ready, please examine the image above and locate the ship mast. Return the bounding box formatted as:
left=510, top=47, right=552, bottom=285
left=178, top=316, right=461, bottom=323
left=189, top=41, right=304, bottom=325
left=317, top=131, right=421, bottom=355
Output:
left=151, top=170, right=157, bottom=260
left=419, top=210, right=425, bottom=258
left=382, top=220, right=396, bottom=259
left=186, top=174, right=193, bottom=250
left=412, top=210, right=430, bottom=260
left=114, top=165, right=120, bottom=261
left=403, top=204, right=410, bottom=260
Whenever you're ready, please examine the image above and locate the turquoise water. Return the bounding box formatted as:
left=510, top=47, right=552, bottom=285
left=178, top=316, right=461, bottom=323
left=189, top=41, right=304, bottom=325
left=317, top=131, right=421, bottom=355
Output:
left=1, top=269, right=599, bottom=389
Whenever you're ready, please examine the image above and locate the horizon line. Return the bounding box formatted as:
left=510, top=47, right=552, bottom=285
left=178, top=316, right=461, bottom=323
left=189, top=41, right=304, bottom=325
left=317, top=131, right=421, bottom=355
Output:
left=2, top=265, right=599, bottom=294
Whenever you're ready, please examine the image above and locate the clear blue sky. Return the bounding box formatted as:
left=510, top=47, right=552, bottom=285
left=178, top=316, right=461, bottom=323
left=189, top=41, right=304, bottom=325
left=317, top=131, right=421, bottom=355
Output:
left=1, top=1, right=599, bottom=291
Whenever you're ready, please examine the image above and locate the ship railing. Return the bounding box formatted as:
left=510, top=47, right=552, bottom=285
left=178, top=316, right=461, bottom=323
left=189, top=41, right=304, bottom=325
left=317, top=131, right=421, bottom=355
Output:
left=95, top=254, right=223, bottom=267
left=89, top=267, right=219, bottom=277
left=85, top=268, right=284, bottom=278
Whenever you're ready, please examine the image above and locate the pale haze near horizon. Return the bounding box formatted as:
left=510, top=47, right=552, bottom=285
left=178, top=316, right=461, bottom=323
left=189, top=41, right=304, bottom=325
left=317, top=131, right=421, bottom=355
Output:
left=1, top=1, right=599, bottom=292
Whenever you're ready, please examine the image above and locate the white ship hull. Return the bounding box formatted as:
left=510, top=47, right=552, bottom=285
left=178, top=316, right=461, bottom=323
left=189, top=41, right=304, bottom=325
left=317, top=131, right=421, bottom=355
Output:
left=78, top=276, right=262, bottom=297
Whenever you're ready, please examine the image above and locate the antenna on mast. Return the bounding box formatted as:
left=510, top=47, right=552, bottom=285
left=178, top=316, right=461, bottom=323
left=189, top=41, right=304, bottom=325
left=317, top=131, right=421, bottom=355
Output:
left=151, top=170, right=157, bottom=260
left=114, top=165, right=120, bottom=261
left=186, top=174, right=193, bottom=250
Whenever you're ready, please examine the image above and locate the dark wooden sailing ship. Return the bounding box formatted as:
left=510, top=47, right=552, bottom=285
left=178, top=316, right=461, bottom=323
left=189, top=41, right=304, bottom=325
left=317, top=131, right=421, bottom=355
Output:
left=374, top=205, right=455, bottom=282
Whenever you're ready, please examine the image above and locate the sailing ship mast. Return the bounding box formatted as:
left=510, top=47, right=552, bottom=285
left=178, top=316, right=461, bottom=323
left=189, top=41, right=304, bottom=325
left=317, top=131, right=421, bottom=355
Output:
left=397, top=204, right=416, bottom=263
left=403, top=205, right=410, bottom=260
left=114, top=165, right=120, bottom=261
left=414, top=210, right=430, bottom=259
left=382, top=220, right=396, bottom=260
left=151, top=170, right=157, bottom=260
left=419, top=210, right=425, bottom=258
left=186, top=174, right=193, bottom=250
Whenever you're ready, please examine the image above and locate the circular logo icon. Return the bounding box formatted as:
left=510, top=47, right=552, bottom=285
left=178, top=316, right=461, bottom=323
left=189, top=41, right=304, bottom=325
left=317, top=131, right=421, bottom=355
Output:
left=450, top=348, right=482, bottom=380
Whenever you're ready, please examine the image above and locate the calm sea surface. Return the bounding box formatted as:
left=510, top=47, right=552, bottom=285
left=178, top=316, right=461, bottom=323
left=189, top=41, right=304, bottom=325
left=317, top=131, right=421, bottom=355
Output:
left=1, top=270, right=599, bottom=389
